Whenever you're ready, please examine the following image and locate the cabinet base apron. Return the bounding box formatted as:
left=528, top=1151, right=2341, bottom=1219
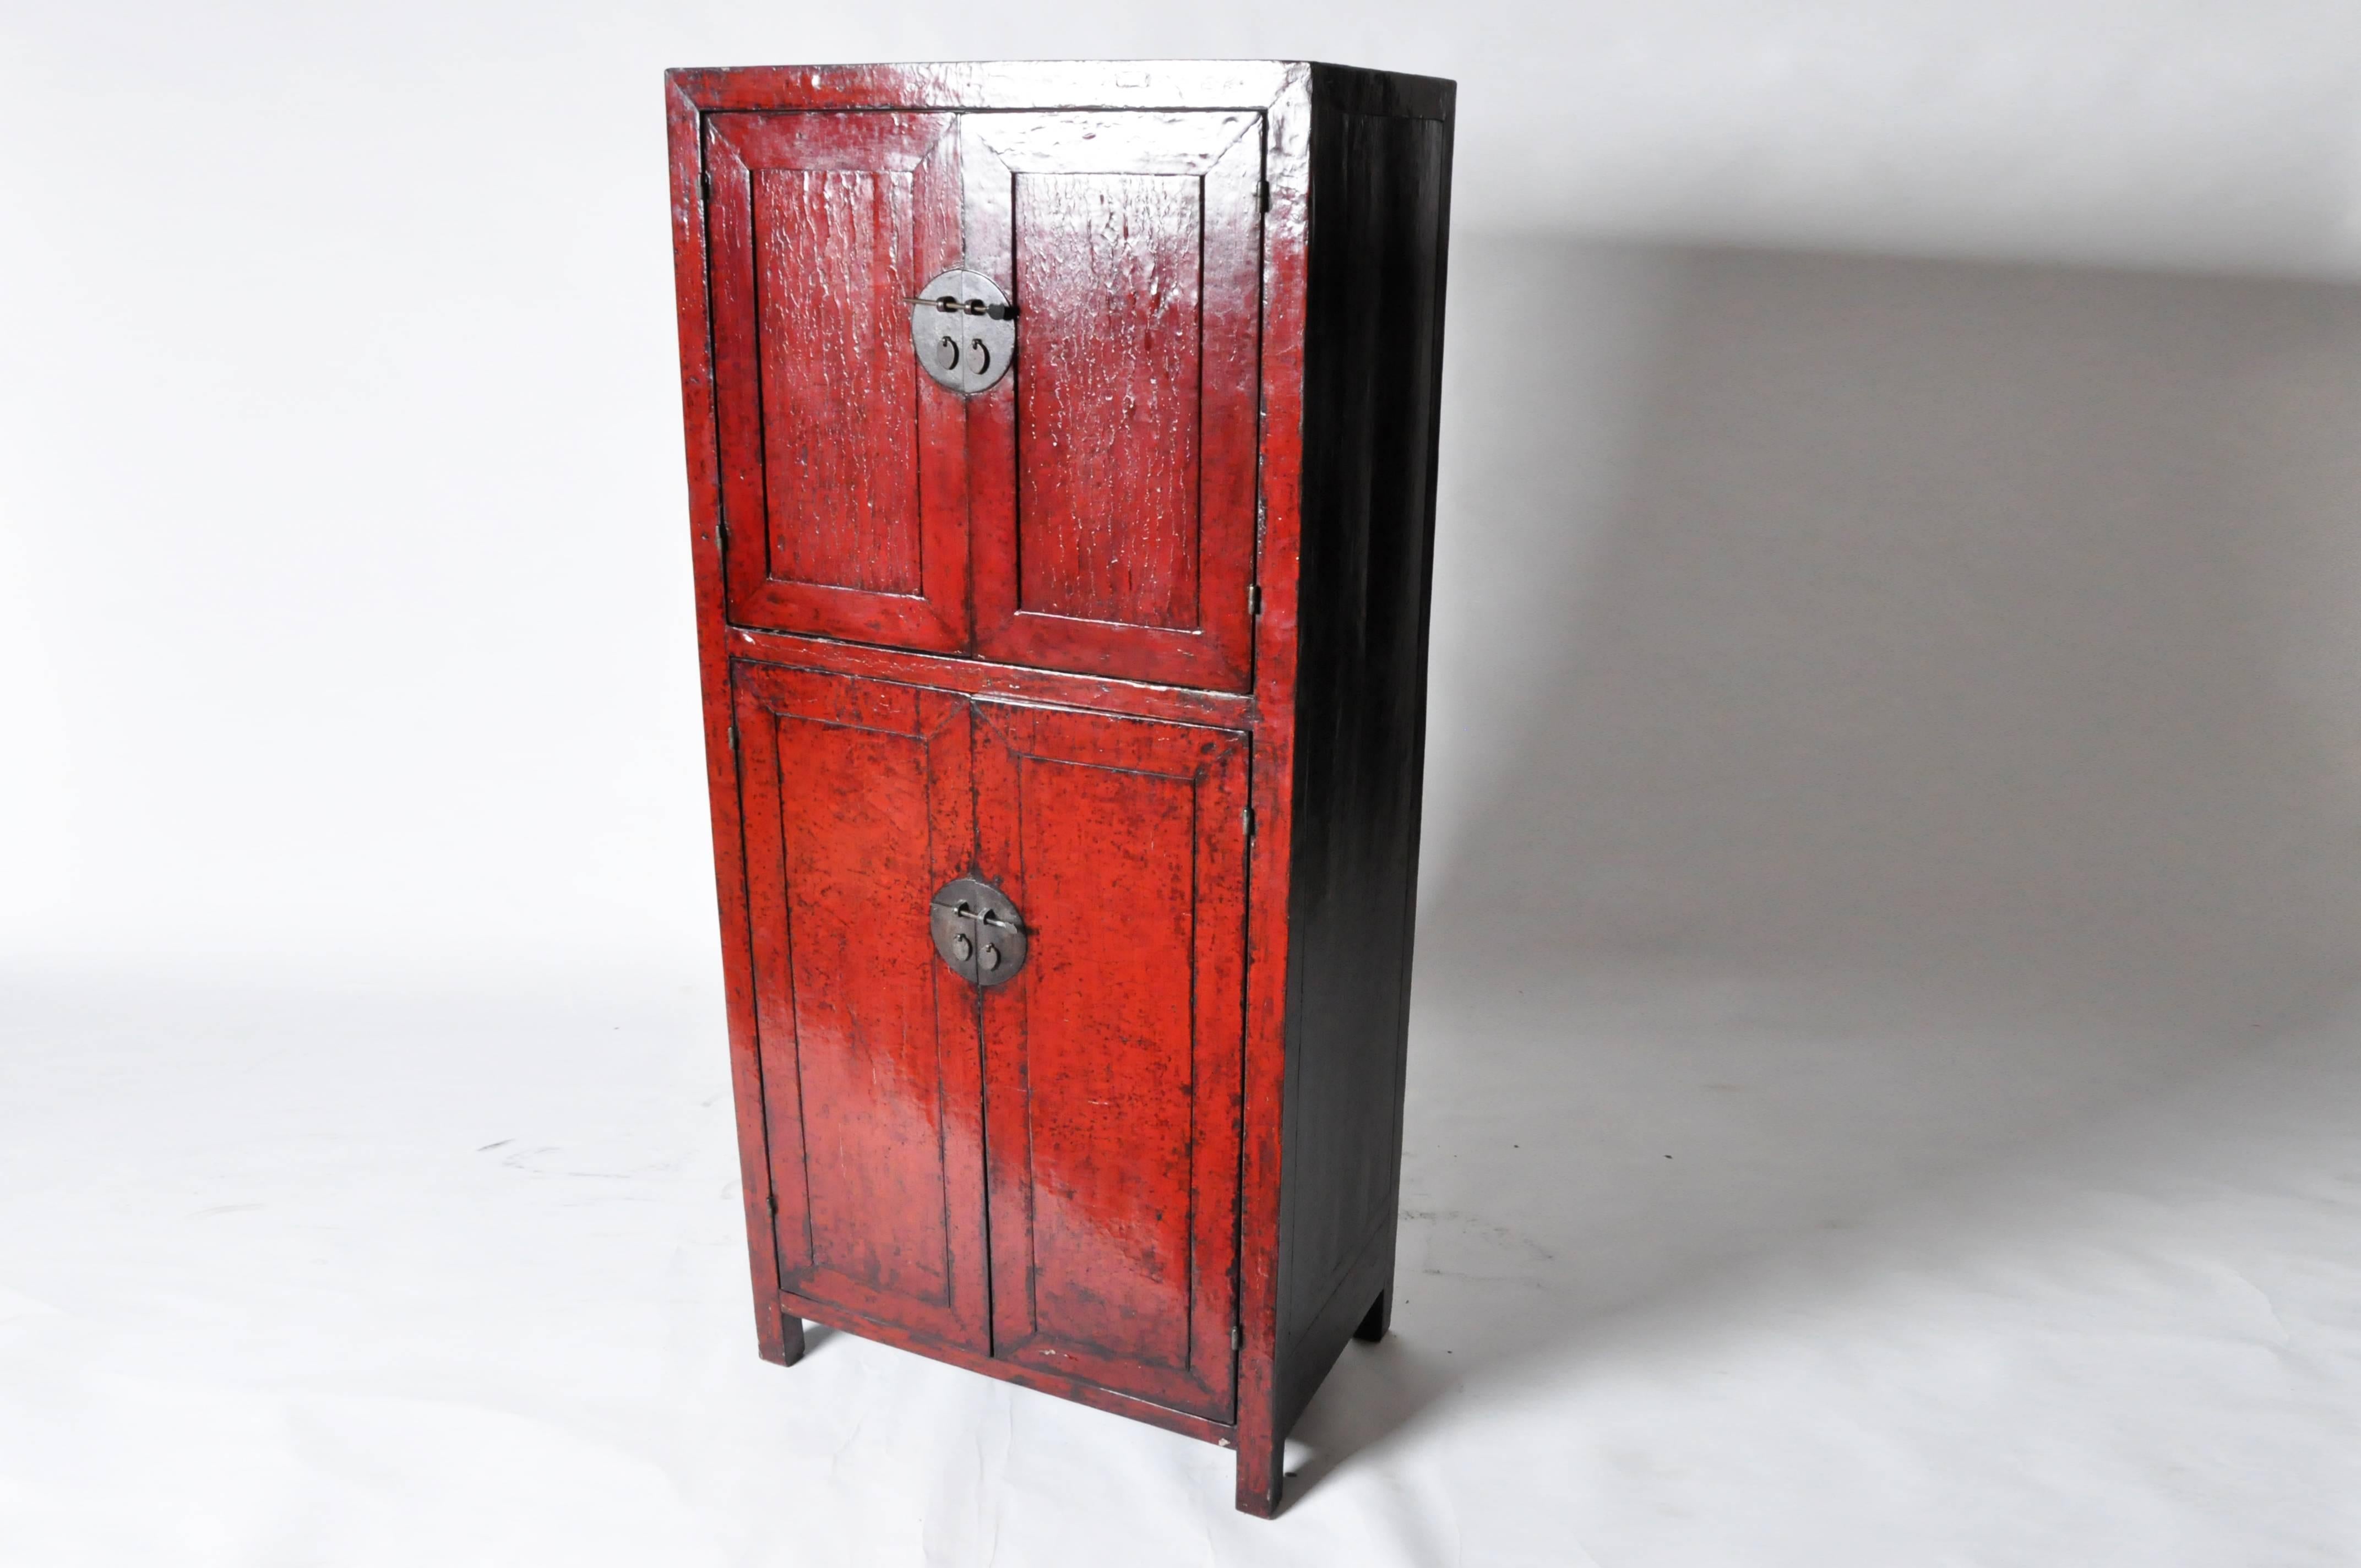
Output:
left=775, top=1294, right=1241, bottom=1449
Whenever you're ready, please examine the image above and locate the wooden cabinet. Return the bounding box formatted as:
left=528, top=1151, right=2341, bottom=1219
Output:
left=666, top=61, right=1454, bottom=1517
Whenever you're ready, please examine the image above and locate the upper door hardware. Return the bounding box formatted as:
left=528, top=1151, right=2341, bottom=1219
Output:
left=909, top=269, right=1016, bottom=396
left=905, top=294, right=1018, bottom=320
left=928, top=875, right=1028, bottom=986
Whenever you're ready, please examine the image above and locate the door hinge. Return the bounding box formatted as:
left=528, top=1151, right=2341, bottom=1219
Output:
left=766, top=1191, right=776, bottom=1216
left=1258, top=178, right=1271, bottom=213
left=1231, top=1322, right=1243, bottom=1351
left=700, top=168, right=712, bottom=202
left=728, top=720, right=739, bottom=754
left=1244, top=803, right=1256, bottom=845
left=1249, top=583, right=1263, bottom=617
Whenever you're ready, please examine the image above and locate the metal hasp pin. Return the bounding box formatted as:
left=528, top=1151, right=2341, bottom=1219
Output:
left=908, top=269, right=1015, bottom=395
left=904, top=293, right=1018, bottom=322
left=928, top=875, right=1027, bottom=986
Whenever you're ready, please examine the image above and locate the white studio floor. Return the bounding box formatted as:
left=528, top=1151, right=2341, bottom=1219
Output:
left=5, top=945, right=2357, bottom=1567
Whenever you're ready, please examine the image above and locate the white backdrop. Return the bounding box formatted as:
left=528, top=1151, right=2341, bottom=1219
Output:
left=6, top=3, right=2361, bottom=1564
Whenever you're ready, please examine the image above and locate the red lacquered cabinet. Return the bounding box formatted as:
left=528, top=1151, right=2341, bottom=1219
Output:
left=665, top=60, right=1452, bottom=1516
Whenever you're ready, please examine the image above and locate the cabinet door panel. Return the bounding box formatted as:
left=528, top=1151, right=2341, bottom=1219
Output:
left=973, top=703, right=1248, bottom=1419
left=733, top=663, right=987, bottom=1348
left=965, top=113, right=1263, bottom=691
left=707, top=114, right=970, bottom=650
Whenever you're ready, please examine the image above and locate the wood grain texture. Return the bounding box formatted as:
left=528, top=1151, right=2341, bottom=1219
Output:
left=971, top=704, right=1249, bottom=1420
left=707, top=112, right=969, bottom=650
left=755, top=166, right=921, bottom=594
left=733, top=663, right=989, bottom=1350
left=723, top=626, right=1256, bottom=730
left=967, top=112, right=1261, bottom=691
left=1015, top=171, right=1202, bottom=629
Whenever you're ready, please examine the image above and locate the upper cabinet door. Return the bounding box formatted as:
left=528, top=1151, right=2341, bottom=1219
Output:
left=964, top=113, right=1264, bottom=692
left=706, top=113, right=971, bottom=652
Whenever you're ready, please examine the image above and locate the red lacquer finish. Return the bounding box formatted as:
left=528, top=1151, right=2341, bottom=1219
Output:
left=666, top=60, right=1454, bottom=1518
left=707, top=112, right=970, bottom=650
left=722, top=624, right=1255, bottom=730
left=974, top=704, right=1247, bottom=1419
left=733, top=664, right=989, bottom=1348
left=964, top=112, right=1261, bottom=690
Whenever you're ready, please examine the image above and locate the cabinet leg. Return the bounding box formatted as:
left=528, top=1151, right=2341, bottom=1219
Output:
left=1235, top=1428, right=1286, bottom=1518
left=759, top=1307, right=807, bottom=1368
left=1352, top=1286, right=1391, bottom=1343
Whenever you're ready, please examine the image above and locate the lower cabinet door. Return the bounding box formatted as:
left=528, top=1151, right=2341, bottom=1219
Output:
left=732, top=662, right=991, bottom=1350
left=972, top=702, right=1250, bottom=1421
left=731, top=663, right=1247, bottom=1410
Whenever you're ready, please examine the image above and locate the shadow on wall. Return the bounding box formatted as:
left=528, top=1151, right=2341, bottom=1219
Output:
left=1421, top=233, right=2361, bottom=1027
left=1285, top=233, right=2361, bottom=1497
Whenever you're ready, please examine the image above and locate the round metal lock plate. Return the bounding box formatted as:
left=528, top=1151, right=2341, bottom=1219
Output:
left=928, top=875, right=1027, bottom=987
left=910, top=269, right=1015, bottom=396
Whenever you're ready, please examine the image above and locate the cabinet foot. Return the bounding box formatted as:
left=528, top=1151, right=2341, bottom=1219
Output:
left=1352, top=1286, right=1391, bottom=1343
left=760, top=1309, right=807, bottom=1367
left=1234, top=1430, right=1285, bottom=1518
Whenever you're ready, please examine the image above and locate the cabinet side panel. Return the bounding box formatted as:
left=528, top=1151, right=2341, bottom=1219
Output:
left=669, top=74, right=793, bottom=1363
left=1275, top=100, right=1452, bottom=1433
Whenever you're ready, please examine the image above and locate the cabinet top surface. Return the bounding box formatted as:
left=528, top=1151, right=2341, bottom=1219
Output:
left=665, top=61, right=1455, bottom=117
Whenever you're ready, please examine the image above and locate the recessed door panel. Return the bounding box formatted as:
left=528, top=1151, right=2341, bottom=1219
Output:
left=965, top=113, right=1263, bottom=690
left=1014, top=171, right=1204, bottom=629
left=707, top=114, right=970, bottom=650
left=973, top=701, right=1248, bottom=1419
left=733, top=662, right=987, bottom=1348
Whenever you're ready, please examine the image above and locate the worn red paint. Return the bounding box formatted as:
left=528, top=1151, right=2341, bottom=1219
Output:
left=706, top=112, right=969, bottom=649
left=973, top=704, right=1248, bottom=1420
left=666, top=61, right=1454, bottom=1517
left=966, top=111, right=1263, bottom=689
left=733, top=666, right=991, bottom=1350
